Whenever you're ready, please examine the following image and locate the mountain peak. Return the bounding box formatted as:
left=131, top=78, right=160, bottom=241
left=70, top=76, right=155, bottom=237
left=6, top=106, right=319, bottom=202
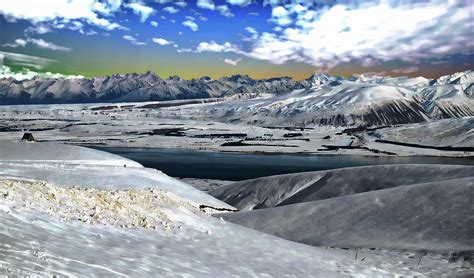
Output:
left=167, top=75, right=182, bottom=82
left=307, top=72, right=333, bottom=86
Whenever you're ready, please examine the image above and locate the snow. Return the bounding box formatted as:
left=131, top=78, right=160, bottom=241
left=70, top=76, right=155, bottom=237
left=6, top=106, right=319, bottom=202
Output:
left=0, top=103, right=471, bottom=157
left=1, top=202, right=432, bottom=277
left=0, top=141, right=441, bottom=276
left=0, top=141, right=233, bottom=210
left=0, top=141, right=142, bottom=167
left=211, top=164, right=474, bottom=211
left=372, top=117, right=474, bottom=147
left=219, top=174, right=474, bottom=252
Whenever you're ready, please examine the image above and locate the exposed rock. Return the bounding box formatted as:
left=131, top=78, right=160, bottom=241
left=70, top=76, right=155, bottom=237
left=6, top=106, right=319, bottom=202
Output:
left=21, top=132, right=35, bottom=142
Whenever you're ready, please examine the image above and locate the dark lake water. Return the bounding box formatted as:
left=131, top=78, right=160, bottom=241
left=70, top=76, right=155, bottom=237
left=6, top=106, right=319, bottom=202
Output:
left=93, top=147, right=474, bottom=181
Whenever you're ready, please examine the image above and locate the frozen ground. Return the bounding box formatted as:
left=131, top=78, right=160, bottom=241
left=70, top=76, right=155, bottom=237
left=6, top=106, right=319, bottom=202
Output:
left=1, top=141, right=459, bottom=276
left=0, top=102, right=472, bottom=157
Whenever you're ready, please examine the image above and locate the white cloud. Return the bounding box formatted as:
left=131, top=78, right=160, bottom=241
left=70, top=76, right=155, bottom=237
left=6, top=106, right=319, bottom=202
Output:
left=197, top=1, right=474, bottom=70
left=175, top=1, right=187, bottom=8
left=223, top=57, right=242, bottom=66
left=29, top=38, right=72, bottom=52
left=25, top=24, right=51, bottom=34
left=182, top=20, right=198, bottom=31
left=196, top=41, right=239, bottom=53
left=125, top=2, right=155, bottom=22
left=3, top=39, right=28, bottom=48
left=270, top=6, right=292, bottom=26
left=0, top=51, right=54, bottom=69
left=0, top=0, right=125, bottom=30
left=150, top=21, right=158, bottom=27
left=177, top=48, right=192, bottom=53
left=245, top=26, right=257, bottom=34
left=0, top=65, right=84, bottom=80
left=82, top=29, right=98, bottom=36
left=196, top=0, right=234, bottom=17
left=3, top=38, right=71, bottom=52
left=197, top=0, right=215, bottom=10
left=226, top=0, right=252, bottom=7
left=152, top=37, right=172, bottom=46
left=216, top=5, right=234, bottom=17
left=163, top=6, right=179, bottom=14
left=123, top=35, right=146, bottom=46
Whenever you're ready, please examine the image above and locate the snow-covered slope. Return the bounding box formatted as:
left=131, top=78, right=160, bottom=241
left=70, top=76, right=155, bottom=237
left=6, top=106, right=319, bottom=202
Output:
left=1, top=191, right=441, bottom=277
left=220, top=177, right=474, bottom=252
left=211, top=164, right=474, bottom=210
left=0, top=141, right=142, bottom=166
left=372, top=117, right=474, bottom=147
left=151, top=70, right=473, bottom=127
left=169, top=81, right=430, bottom=126
left=418, top=84, right=473, bottom=118
left=0, top=141, right=232, bottom=210
left=1, top=141, right=443, bottom=276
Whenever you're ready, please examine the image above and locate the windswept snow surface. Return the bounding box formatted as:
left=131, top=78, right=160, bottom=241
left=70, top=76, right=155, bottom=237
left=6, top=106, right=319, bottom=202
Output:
left=0, top=141, right=233, bottom=210
left=215, top=165, right=474, bottom=257
left=211, top=164, right=474, bottom=210
left=0, top=141, right=438, bottom=276
left=220, top=177, right=474, bottom=252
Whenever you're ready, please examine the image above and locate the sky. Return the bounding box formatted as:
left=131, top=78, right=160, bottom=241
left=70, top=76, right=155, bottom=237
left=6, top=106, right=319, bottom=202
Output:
left=0, top=0, right=472, bottom=80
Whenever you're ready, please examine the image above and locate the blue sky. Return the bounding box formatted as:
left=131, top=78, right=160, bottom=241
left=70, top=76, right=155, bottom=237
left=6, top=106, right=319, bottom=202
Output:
left=0, top=0, right=472, bottom=79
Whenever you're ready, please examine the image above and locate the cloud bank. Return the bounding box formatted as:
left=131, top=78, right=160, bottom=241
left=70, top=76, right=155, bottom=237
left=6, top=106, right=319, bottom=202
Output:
left=0, top=65, right=84, bottom=80
left=196, top=0, right=474, bottom=70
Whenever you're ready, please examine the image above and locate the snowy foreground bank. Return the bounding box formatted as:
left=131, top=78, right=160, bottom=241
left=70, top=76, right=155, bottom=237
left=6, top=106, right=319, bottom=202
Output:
left=0, top=141, right=472, bottom=276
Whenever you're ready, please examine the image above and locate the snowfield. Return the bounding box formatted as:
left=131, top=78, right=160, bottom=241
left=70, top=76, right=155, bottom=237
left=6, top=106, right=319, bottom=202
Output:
left=1, top=141, right=459, bottom=276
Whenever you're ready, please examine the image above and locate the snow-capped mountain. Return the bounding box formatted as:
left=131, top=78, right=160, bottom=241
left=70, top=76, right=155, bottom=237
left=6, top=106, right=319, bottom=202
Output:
left=0, top=71, right=313, bottom=104
left=151, top=70, right=473, bottom=127
left=0, top=70, right=472, bottom=127
left=174, top=80, right=430, bottom=126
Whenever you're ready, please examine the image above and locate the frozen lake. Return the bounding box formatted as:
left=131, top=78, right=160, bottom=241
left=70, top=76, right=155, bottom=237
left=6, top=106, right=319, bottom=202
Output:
left=93, top=147, right=474, bottom=180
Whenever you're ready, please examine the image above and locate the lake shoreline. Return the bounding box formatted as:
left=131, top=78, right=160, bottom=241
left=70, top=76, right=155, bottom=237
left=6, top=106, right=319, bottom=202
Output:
left=82, top=143, right=474, bottom=159
left=87, top=145, right=474, bottom=181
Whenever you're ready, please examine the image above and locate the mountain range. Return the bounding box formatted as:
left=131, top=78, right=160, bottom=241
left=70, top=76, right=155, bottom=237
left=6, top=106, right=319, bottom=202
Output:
left=0, top=69, right=472, bottom=127
left=0, top=71, right=316, bottom=104
left=145, top=70, right=473, bottom=127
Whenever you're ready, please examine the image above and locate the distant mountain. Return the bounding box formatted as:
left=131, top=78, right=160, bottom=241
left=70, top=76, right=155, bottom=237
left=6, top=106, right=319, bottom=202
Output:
left=0, top=71, right=314, bottom=104
left=160, top=70, right=473, bottom=127
left=0, top=70, right=472, bottom=127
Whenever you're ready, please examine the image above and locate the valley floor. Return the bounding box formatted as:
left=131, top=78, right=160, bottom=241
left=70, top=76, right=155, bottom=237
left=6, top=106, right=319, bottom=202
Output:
left=0, top=101, right=472, bottom=157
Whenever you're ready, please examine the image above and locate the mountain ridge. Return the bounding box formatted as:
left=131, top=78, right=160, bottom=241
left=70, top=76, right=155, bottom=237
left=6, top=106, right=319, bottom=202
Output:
left=0, top=70, right=472, bottom=127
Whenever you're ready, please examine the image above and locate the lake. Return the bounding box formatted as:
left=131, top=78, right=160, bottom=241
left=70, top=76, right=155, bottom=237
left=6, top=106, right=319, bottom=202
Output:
left=93, top=147, right=474, bottom=181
